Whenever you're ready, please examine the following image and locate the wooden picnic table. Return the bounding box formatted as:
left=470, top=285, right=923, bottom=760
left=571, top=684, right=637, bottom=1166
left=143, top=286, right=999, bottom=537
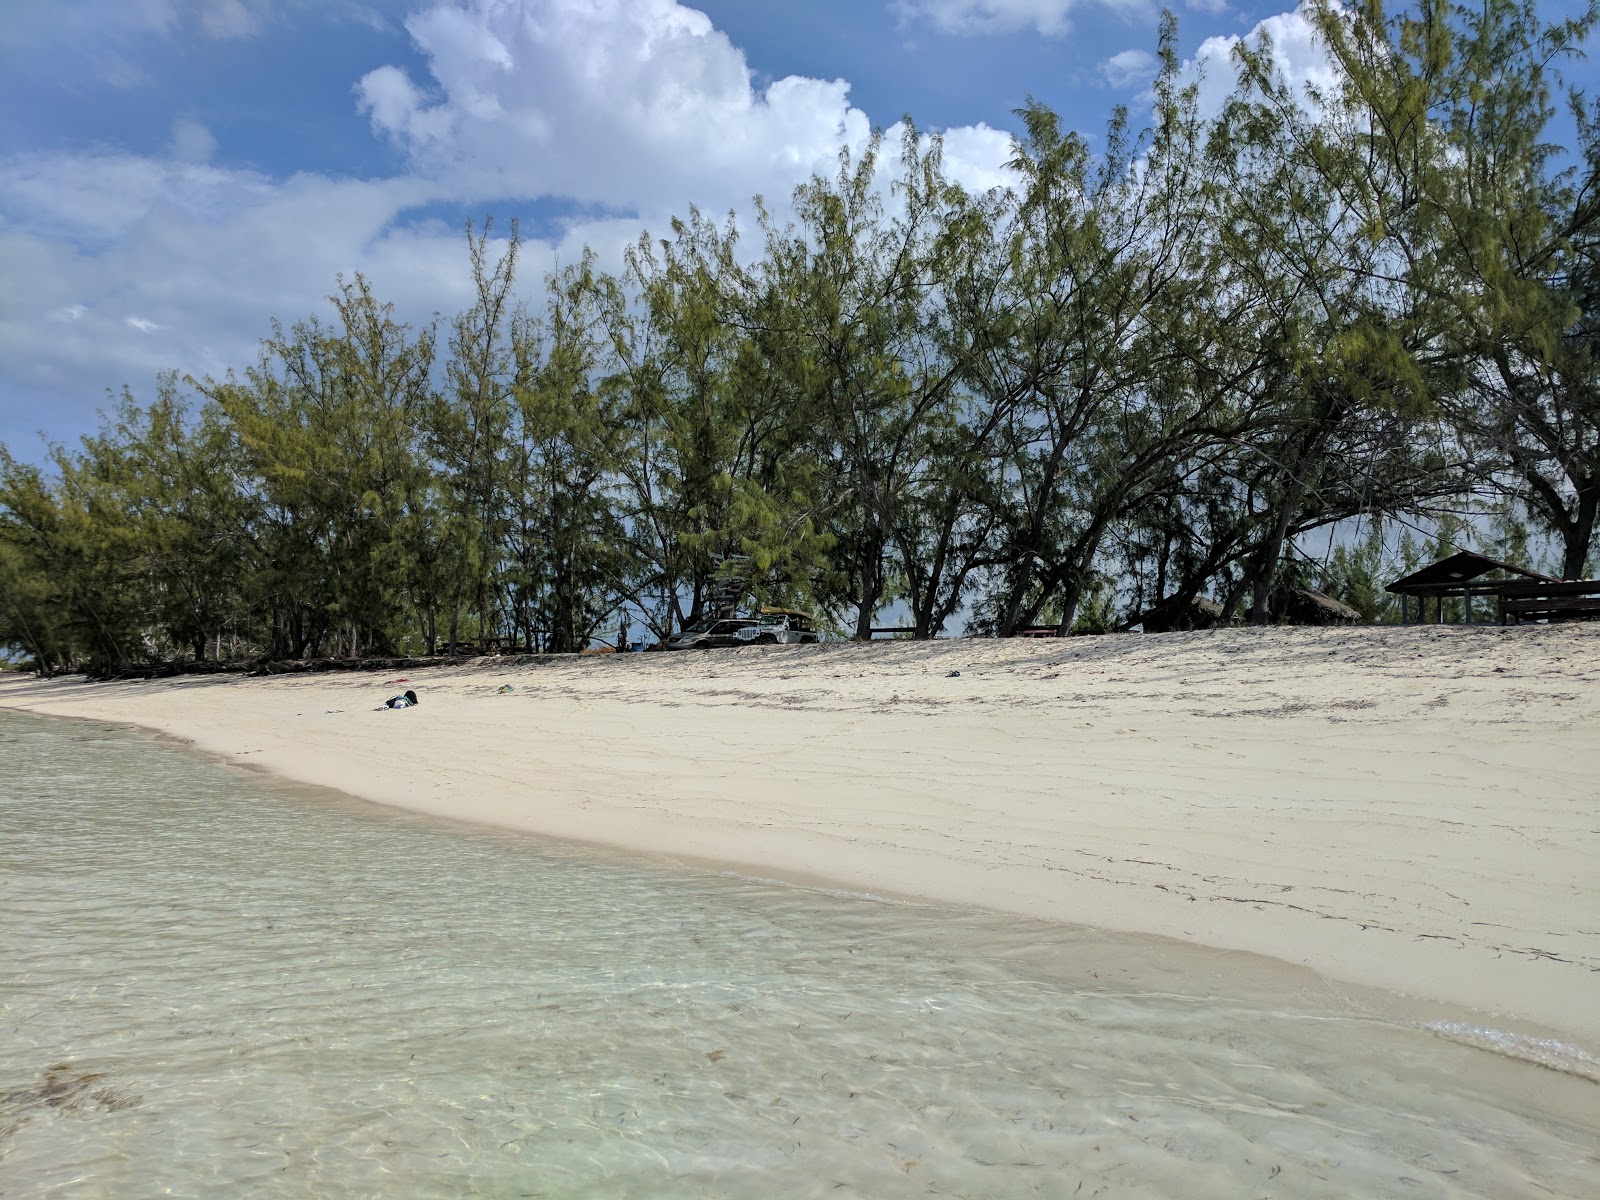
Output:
left=1497, top=579, right=1600, bottom=624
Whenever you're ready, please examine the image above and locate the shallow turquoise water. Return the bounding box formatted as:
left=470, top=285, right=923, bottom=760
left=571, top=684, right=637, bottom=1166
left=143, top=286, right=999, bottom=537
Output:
left=0, top=709, right=1594, bottom=1198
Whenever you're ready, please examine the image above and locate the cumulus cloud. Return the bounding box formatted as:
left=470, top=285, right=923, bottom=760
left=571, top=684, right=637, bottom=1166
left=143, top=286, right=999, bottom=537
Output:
left=935, top=124, right=1020, bottom=194
left=1100, top=48, right=1157, bottom=89
left=356, top=0, right=883, bottom=216
left=1184, top=3, right=1339, bottom=119
left=353, top=0, right=1021, bottom=231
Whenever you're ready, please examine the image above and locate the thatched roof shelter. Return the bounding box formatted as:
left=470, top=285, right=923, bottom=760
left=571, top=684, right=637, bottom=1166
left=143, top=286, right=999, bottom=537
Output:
left=1139, top=589, right=1359, bottom=630
left=1139, top=595, right=1235, bottom=633
left=1278, top=587, right=1360, bottom=626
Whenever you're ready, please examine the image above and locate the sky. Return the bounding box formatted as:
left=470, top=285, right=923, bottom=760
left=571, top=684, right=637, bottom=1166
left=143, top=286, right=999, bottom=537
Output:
left=0, top=0, right=1590, bottom=458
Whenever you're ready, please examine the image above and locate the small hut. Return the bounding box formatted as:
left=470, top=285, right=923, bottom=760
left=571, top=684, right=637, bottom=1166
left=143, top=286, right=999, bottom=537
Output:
left=1385, top=551, right=1555, bottom=625
left=1276, top=586, right=1360, bottom=626
left=1138, top=589, right=1356, bottom=630
left=1139, top=595, right=1234, bottom=633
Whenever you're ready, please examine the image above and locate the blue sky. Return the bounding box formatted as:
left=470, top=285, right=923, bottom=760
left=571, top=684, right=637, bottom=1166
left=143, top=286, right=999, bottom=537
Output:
left=1, top=1, right=1591, bottom=456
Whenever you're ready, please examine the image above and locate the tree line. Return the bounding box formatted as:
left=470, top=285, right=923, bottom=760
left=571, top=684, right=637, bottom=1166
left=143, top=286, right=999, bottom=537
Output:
left=2, top=1, right=1595, bottom=673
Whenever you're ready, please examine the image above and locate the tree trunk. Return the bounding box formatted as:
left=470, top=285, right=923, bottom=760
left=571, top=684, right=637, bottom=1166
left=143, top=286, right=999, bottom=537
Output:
left=1248, top=442, right=1316, bottom=624
left=1218, top=573, right=1251, bottom=624
left=853, top=527, right=883, bottom=640
left=1561, top=478, right=1597, bottom=579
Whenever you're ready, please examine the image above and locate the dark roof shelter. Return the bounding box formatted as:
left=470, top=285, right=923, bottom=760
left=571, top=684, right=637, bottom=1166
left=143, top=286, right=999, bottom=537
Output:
left=1385, top=551, right=1557, bottom=624
left=1279, top=586, right=1360, bottom=626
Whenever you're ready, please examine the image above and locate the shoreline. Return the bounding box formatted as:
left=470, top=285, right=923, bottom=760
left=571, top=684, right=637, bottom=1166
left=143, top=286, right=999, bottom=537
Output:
left=4, top=625, right=1598, bottom=1046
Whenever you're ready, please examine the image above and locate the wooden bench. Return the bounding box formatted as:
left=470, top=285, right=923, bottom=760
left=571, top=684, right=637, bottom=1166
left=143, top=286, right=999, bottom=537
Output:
left=1497, top=580, right=1600, bottom=624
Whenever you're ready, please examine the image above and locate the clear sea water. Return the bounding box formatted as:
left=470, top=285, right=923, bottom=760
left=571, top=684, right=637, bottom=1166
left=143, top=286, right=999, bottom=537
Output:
left=1, top=709, right=1595, bottom=1198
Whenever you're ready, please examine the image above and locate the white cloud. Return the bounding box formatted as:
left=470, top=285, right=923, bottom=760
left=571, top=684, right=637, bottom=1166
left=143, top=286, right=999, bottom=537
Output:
left=935, top=123, right=1019, bottom=194
left=170, top=118, right=218, bottom=163
left=1101, top=48, right=1157, bottom=89
left=356, top=0, right=1021, bottom=222
left=357, top=0, right=887, bottom=216
left=126, top=316, right=161, bottom=333
left=1184, top=3, right=1339, bottom=119
left=896, top=0, right=1147, bottom=37
left=1185, top=0, right=1230, bottom=14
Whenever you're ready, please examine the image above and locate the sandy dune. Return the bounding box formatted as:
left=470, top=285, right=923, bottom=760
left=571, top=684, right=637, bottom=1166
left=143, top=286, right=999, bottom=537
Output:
left=4, top=625, right=1597, bottom=1046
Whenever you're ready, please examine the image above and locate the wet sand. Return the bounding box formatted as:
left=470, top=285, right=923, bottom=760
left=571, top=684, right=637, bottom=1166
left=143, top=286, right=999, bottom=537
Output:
left=3, top=624, right=1597, bottom=1046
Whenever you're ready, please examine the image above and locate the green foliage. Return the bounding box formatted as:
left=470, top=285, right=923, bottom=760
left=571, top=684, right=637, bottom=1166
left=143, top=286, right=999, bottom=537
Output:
left=2, top=3, right=1594, bottom=666
left=1320, top=521, right=1402, bottom=624
left=1304, top=0, right=1600, bottom=578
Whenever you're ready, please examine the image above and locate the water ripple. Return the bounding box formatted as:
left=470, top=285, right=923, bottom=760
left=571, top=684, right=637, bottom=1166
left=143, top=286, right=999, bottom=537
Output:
left=0, top=710, right=1594, bottom=1198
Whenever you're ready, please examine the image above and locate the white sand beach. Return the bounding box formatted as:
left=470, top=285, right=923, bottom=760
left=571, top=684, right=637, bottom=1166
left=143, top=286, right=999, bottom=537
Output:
left=4, top=625, right=1597, bottom=1046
